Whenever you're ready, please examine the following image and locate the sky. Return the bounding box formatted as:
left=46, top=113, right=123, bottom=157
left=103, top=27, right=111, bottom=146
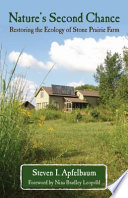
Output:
left=0, top=0, right=128, bottom=101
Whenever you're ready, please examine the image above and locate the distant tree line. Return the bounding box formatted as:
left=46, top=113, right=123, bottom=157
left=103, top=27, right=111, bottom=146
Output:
left=75, top=84, right=99, bottom=91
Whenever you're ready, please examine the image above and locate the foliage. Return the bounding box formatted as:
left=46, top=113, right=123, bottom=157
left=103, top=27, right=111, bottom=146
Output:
left=109, top=106, right=128, bottom=165
left=116, top=74, right=128, bottom=104
left=31, top=108, right=61, bottom=121
left=91, top=109, right=100, bottom=118
left=94, top=51, right=123, bottom=107
left=46, top=104, right=58, bottom=110
left=0, top=103, right=32, bottom=194
left=75, top=84, right=99, bottom=91
left=94, top=49, right=128, bottom=110
left=123, top=47, right=128, bottom=70
left=0, top=49, right=34, bottom=197
left=76, top=112, right=82, bottom=121
left=61, top=110, right=79, bottom=123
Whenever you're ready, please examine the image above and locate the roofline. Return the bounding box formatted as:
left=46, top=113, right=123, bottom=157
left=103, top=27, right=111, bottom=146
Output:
left=76, top=90, right=100, bottom=97
left=35, top=87, right=100, bottom=98
left=35, top=86, right=51, bottom=97
left=64, top=97, right=88, bottom=103
left=35, top=86, right=77, bottom=97
left=34, top=87, right=42, bottom=97
left=49, top=94, right=77, bottom=97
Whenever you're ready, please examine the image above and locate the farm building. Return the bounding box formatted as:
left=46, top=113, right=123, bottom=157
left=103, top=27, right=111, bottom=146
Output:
left=35, top=85, right=99, bottom=111
left=20, top=101, right=35, bottom=110
left=76, top=90, right=99, bottom=108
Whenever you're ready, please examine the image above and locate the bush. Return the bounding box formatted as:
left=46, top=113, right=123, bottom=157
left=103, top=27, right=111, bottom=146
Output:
left=46, top=104, right=58, bottom=111
left=32, top=109, right=61, bottom=121
left=76, top=112, right=82, bottom=121
left=61, top=110, right=83, bottom=123
left=91, top=109, right=100, bottom=118
left=99, top=108, right=114, bottom=122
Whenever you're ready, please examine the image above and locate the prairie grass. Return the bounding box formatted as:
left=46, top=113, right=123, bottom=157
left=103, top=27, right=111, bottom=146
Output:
left=23, top=117, right=127, bottom=198
left=0, top=47, right=127, bottom=197
left=0, top=49, right=33, bottom=197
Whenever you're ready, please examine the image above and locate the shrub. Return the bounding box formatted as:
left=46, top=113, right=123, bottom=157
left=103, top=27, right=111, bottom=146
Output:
left=45, top=110, right=61, bottom=120
left=32, top=109, right=61, bottom=121
left=61, top=110, right=83, bottom=123
left=76, top=112, right=82, bottom=121
left=98, top=108, right=114, bottom=122
left=91, top=109, right=100, bottom=118
left=46, top=104, right=58, bottom=111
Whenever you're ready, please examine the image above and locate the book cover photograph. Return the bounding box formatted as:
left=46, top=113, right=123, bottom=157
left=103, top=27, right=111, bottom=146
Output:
left=0, top=0, right=128, bottom=197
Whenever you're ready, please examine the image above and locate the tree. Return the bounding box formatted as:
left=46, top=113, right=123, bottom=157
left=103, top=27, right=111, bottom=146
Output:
left=75, top=84, right=98, bottom=91
left=116, top=74, right=128, bottom=103
left=116, top=48, right=128, bottom=104
left=94, top=51, right=123, bottom=107
left=123, top=47, right=128, bottom=73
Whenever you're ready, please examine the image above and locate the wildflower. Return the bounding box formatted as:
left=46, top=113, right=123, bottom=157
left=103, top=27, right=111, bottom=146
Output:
left=116, top=109, right=119, bottom=114
left=33, top=143, right=38, bottom=148
left=27, top=111, right=32, bottom=117
left=53, top=134, right=56, bottom=138
left=124, top=111, right=127, bottom=115
left=21, top=109, right=27, bottom=115
left=48, top=127, right=55, bottom=132
left=39, top=122, right=44, bottom=127
left=81, top=111, right=85, bottom=116
left=40, top=115, right=45, bottom=121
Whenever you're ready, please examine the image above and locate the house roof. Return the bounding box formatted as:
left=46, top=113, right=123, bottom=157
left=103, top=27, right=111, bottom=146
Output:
left=35, top=86, right=77, bottom=97
left=20, top=101, right=35, bottom=108
left=64, top=97, right=87, bottom=103
left=77, top=90, right=100, bottom=97
left=35, top=86, right=100, bottom=98
left=34, top=86, right=51, bottom=97
left=43, top=86, right=53, bottom=95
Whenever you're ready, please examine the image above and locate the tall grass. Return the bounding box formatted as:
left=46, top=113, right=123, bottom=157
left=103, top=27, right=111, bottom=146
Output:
left=110, top=105, right=128, bottom=165
left=0, top=48, right=32, bottom=196
left=31, top=108, right=61, bottom=121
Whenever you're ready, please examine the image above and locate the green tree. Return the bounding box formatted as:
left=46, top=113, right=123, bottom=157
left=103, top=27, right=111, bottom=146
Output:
left=123, top=47, right=128, bottom=72
left=116, top=74, right=128, bottom=103
left=116, top=48, right=128, bottom=104
left=94, top=51, right=122, bottom=107
left=75, top=84, right=98, bottom=91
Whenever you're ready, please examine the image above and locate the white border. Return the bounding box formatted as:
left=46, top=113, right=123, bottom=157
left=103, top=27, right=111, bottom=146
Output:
left=20, top=164, right=107, bottom=191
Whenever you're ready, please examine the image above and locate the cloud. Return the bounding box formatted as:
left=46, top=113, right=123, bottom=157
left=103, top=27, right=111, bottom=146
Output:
left=8, top=51, right=53, bottom=70
left=67, top=80, right=84, bottom=87
left=49, top=36, right=128, bottom=72
left=12, top=77, right=38, bottom=102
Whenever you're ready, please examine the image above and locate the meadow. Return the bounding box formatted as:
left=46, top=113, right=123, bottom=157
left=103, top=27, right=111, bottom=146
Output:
left=24, top=118, right=127, bottom=198
left=0, top=50, right=128, bottom=198
left=1, top=102, right=128, bottom=197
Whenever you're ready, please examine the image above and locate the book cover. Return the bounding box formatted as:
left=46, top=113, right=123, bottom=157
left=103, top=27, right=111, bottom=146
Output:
left=0, top=0, right=128, bottom=197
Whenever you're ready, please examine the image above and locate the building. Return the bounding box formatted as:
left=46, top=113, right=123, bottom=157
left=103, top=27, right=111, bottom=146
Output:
left=20, top=101, right=35, bottom=110
left=76, top=90, right=99, bottom=108
left=35, top=85, right=99, bottom=111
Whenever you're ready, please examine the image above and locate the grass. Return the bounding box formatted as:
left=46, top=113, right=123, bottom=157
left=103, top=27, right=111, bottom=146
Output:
left=1, top=104, right=127, bottom=198
left=0, top=48, right=127, bottom=198
left=21, top=119, right=127, bottom=198
left=29, top=121, right=111, bottom=162
left=0, top=49, right=33, bottom=197
left=1, top=108, right=127, bottom=197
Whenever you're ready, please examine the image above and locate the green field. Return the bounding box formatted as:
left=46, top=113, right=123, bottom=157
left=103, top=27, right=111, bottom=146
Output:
left=23, top=120, right=127, bottom=198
